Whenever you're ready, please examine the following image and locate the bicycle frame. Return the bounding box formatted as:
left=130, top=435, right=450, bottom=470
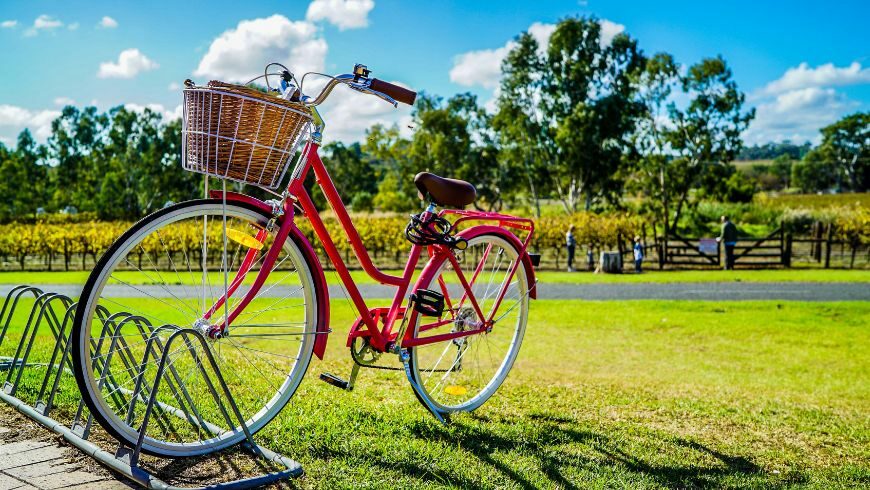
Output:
left=206, top=141, right=537, bottom=356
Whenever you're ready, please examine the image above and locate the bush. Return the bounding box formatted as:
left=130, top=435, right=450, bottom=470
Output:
left=350, top=192, right=374, bottom=212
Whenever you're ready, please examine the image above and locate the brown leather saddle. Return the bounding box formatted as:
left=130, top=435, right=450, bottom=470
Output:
left=414, top=172, right=476, bottom=208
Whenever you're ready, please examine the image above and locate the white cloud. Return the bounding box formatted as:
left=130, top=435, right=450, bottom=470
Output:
left=599, top=19, right=625, bottom=46
left=124, top=103, right=183, bottom=121
left=0, top=105, right=62, bottom=142
left=97, top=48, right=159, bottom=79
left=68, top=22, right=79, bottom=31
left=744, top=87, right=859, bottom=145
left=1, top=20, right=17, bottom=29
left=759, top=61, right=870, bottom=96
left=53, top=97, right=75, bottom=106
left=168, top=81, right=181, bottom=91
left=194, top=15, right=327, bottom=82
left=449, top=19, right=624, bottom=89
left=449, top=45, right=511, bottom=89
left=100, top=16, right=118, bottom=28
left=24, top=14, right=63, bottom=36
left=317, top=82, right=413, bottom=142
left=34, top=14, right=62, bottom=30
left=745, top=61, right=870, bottom=144
left=306, top=0, right=374, bottom=30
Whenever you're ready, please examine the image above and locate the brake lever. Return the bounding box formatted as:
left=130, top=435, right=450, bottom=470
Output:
left=346, top=80, right=398, bottom=107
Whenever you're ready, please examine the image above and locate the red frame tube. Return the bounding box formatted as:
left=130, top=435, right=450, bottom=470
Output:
left=208, top=141, right=536, bottom=353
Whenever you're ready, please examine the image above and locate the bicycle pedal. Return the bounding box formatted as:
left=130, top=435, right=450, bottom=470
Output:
left=411, top=289, right=444, bottom=317
left=319, top=372, right=350, bottom=391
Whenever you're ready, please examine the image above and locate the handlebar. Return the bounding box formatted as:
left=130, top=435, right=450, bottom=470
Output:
left=369, top=79, right=417, bottom=106
left=300, top=65, right=417, bottom=108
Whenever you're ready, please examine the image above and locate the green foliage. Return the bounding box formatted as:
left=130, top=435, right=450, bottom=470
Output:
left=631, top=52, right=754, bottom=238
left=497, top=16, right=645, bottom=213
left=409, top=93, right=508, bottom=211
left=350, top=191, right=374, bottom=212
left=791, top=151, right=837, bottom=193
left=737, top=140, right=812, bottom=160
left=814, top=111, right=869, bottom=192
left=321, top=142, right=377, bottom=205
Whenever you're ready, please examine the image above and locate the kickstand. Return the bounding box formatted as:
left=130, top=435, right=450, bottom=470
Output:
left=399, top=349, right=448, bottom=425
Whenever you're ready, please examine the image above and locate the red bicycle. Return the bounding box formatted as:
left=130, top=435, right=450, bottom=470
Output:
left=71, top=64, right=537, bottom=457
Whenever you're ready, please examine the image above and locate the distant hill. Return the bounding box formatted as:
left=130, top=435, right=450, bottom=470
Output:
left=737, top=141, right=812, bottom=161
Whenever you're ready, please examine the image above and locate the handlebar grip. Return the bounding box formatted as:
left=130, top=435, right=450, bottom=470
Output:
left=370, top=78, right=417, bottom=106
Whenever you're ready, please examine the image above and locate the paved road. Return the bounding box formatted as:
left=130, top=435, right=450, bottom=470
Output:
left=1, top=282, right=867, bottom=301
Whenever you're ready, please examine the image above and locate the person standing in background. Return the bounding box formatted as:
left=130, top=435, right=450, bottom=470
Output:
left=633, top=235, right=644, bottom=273
left=717, top=215, right=738, bottom=270
left=566, top=224, right=576, bottom=272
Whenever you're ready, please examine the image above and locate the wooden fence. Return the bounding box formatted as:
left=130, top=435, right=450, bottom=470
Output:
left=645, top=223, right=868, bottom=270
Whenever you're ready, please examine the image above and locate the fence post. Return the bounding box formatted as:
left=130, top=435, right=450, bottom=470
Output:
left=813, top=221, right=822, bottom=262
left=824, top=224, right=834, bottom=269
left=783, top=233, right=792, bottom=268
left=657, top=241, right=664, bottom=269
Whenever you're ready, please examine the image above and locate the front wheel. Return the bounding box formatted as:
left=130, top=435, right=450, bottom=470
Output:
left=408, top=231, right=529, bottom=413
left=71, top=199, right=318, bottom=457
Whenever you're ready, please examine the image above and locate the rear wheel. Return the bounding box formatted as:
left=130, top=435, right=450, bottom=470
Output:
left=409, top=231, right=529, bottom=413
left=71, top=199, right=318, bottom=457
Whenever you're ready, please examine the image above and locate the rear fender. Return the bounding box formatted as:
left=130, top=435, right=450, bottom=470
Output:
left=414, top=224, right=537, bottom=300
left=209, top=190, right=331, bottom=359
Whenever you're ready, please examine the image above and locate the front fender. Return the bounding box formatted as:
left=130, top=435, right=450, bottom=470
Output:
left=209, top=190, right=331, bottom=359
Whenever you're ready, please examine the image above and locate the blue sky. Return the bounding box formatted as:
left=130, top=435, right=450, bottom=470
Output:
left=1, top=0, right=868, bottom=147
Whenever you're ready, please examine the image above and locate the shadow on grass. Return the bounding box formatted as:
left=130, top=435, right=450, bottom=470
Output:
left=315, top=407, right=798, bottom=489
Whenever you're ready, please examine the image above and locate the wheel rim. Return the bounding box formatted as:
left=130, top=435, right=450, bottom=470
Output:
left=75, top=202, right=316, bottom=456
left=411, top=233, right=528, bottom=412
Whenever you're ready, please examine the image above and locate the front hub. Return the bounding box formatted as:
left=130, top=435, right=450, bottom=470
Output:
left=193, top=318, right=225, bottom=339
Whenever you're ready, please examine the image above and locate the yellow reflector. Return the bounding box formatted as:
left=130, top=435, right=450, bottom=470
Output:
left=226, top=228, right=264, bottom=250
left=444, top=385, right=467, bottom=396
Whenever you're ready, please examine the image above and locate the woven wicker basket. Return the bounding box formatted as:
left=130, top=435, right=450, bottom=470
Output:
left=181, top=81, right=313, bottom=189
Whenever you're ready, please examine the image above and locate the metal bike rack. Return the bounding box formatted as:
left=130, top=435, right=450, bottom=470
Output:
left=0, top=285, right=303, bottom=489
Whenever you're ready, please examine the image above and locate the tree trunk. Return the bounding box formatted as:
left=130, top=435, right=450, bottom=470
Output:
left=524, top=155, right=542, bottom=218
left=672, top=191, right=690, bottom=234
left=659, top=165, right=670, bottom=258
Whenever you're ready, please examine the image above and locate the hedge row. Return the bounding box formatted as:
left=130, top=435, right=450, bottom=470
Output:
left=779, top=205, right=870, bottom=245
left=0, top=213, right=646, bottom=270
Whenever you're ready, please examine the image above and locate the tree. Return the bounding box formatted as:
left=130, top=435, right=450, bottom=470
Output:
left=791, top=150, right=836, bottom=193
left=320, top=141, right=377, bottom=206
left=48, top=106, right=109, bottom=213
left=665, top=56, right=754, bottom=226
left=492, top=32, right=550, bottom=217
left=737, top=141, right=811, bottom=160
left=497, top=16, right=646, bottom=213
left=631, top=52, right=680, bottom=242
left=363, top=124, right=417, bottom=212
left=815, top=112, right=868, bottom=192
left=769, top=154, right=793, bottom=189
left=407, top=93, right=507, bottom=211
left=0, top=130, right=50, bottom=220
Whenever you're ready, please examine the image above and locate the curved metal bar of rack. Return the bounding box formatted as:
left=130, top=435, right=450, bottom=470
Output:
left=0, top=285, right=303, bottom=489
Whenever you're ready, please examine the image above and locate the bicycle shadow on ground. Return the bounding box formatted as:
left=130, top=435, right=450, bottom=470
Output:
left=320, top=408, right=794, bottom=489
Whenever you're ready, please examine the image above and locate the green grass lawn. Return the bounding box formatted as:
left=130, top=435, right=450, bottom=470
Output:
left=0, top=267, right=867, bottom=287
left=1, top=298, right=867, bottom=488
